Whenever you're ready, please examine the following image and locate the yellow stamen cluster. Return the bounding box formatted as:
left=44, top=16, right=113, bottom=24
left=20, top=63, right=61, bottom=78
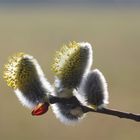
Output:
left=3, top=53, right=36, bottom=89
left=52, top=41, right=80, bottom=78
left=51, top=41, right=88, bottom=88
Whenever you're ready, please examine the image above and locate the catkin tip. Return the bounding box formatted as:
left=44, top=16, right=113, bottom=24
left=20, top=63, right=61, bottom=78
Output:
left=52, top=41, right=93, bottom=88
left=3, top=52, right=26, bottom=89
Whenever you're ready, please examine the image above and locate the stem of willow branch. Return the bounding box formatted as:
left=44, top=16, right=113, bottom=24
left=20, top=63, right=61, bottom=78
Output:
left=48, top=95, right=140, bottom=122
left=83, top=106, right=140, bottom=122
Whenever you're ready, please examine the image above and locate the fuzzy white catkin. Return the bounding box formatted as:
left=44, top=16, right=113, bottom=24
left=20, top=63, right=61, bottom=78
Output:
left=51, top=42, right=93, bottom=124
left=52, top=42, right=93, bottom=89
left=76, top=69, right=109, bottom=109
left=16, top=55, right=53, bottom=109
left=51, top=100, right=85, bottom=125
left=4, top=53, right=53, bottom=109
left=51, top=80, right=86, bottom=125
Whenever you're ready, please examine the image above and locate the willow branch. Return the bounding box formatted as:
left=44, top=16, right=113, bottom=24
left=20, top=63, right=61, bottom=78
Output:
left=48, top=95, right=140, bottom=122
left=82, top=106, right=140, bottom=122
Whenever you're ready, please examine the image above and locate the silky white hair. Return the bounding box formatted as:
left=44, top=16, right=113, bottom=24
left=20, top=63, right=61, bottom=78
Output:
left=51, top=42, right=93, bottom=124
left=51, top=103, right=86, bottom=125
left=14, top=54, right=53, bottom=109
left=76, top=69, right=109, bottom=109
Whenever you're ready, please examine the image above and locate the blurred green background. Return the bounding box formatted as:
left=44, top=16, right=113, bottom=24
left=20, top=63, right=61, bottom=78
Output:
left=0, top=2, right=140, bottom=140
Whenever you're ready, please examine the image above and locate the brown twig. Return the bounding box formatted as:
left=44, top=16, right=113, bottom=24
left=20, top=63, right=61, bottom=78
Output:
left=82, top=106, right=140, bottom=122
left=48, top=95, right=140, bottom=122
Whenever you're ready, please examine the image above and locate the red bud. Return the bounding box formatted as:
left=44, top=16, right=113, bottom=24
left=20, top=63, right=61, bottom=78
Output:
left=32, top=102, right=50, bottom=116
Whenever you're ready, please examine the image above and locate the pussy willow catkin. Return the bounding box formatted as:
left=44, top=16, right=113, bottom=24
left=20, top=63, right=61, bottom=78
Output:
left=3, top=53, right=53, bottom=109
left=51, top=41, right=93, bottom=88
left=51, top=42, right=93, bottom=124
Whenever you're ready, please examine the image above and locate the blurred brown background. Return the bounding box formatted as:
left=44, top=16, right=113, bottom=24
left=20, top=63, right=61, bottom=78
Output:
left=0, top=2, right=140, bottom=140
